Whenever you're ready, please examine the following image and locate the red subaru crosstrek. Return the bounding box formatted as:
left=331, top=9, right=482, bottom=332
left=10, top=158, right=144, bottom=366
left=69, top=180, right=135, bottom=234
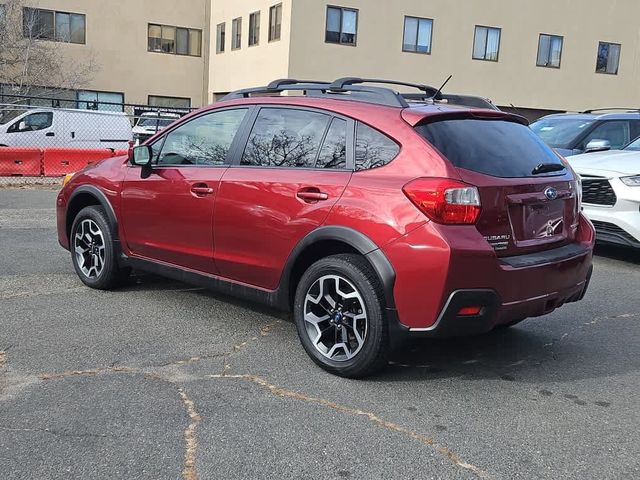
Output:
left=57, top=78, right=594, bottom=377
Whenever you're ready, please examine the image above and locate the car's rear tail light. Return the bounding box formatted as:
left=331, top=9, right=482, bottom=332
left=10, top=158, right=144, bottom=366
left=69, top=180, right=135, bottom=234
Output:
left=457, top=306, right=482, bottom=316
left=402, top=178, right=481, bottom=225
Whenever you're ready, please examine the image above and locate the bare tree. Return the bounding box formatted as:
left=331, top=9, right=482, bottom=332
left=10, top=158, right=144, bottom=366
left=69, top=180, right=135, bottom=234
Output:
left=0, top=0, right=98, bottom=100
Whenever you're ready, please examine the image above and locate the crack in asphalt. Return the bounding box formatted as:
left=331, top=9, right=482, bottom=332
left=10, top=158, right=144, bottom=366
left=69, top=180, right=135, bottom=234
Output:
left=208, top=373, right=492, bottom=479
left=584, top=312, right=640, bottom=326
left=8, top=317, right=493, bottom=479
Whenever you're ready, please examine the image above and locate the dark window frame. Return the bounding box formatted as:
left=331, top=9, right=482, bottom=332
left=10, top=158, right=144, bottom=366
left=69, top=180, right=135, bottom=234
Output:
left=268, top=3, right=282, bottom=42
left=233, top=105, right=356, bottom=171
left=147, top=23, right=202, bottom=57
left=216, top=22, right=226, bottom=53
left=402, top=16, right=433, bottom=55
left=325, top=5, right=358, bottom=47
left=148, top=95, right=192, bottom=109
left=595, top=41, right=622, bottom=75
left=472, top=25, right=501, bottom=62
left=536, top=33, right=564, bottom=69
left=231, top=17, right=242, bottom=50
left=77, top=90, right=125, bottom=112
left=249, top=11, right=260, bottom=47
left=22, top=7, right=86, bottom=44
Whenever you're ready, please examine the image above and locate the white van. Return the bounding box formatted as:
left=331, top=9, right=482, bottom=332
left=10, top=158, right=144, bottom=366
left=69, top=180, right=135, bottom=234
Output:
left=0, top=108, right=133, bottom=150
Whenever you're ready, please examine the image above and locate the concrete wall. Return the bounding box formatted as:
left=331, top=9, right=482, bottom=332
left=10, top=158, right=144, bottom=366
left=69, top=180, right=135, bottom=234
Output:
left=26, top=0, right=209, bottom=106
left=287, top=0, right=640, bottom=112
left=208, top=0, right=292, bottom=99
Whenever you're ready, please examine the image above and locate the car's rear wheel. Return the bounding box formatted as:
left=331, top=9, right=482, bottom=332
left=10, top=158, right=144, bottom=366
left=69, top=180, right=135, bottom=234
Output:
left=294, top=254, right=389, bottom=378
left=70, top=206, right=128, bottom=290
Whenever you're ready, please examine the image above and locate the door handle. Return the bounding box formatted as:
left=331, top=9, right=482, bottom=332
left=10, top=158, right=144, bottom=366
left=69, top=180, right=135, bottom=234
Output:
left=297, top=188, right=329, bottom=203
left=191, top=184, right=214, bottom=196
left=45, top=132, right=55, bottom=137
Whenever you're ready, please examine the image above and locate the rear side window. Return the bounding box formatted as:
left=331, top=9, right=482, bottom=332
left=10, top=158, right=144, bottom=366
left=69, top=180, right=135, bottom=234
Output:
left=242, top=108, right=331, bottom=168
left=355, top=123, right=399, bottom=171
left=416, top=119, right=563, bottom=178
left=316, top=118, right=347, bottom=169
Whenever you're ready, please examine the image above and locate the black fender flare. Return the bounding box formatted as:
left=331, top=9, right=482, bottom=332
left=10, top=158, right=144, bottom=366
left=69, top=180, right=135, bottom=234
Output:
left=277, top=226, right=396, bottom=310
left=67, top=185, right=119, bottom=241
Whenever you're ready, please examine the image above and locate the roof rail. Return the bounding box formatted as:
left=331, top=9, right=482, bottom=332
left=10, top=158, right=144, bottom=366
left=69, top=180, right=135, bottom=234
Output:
left=581, top=107, right=640, bottom=114
left=329, top=77, right=439, bottom=97
left=222, top=78, right=412, bottom=107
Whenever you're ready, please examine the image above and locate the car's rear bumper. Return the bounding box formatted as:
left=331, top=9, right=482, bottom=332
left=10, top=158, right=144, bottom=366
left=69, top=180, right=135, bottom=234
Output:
left=382, top=213, right=595, bottom=337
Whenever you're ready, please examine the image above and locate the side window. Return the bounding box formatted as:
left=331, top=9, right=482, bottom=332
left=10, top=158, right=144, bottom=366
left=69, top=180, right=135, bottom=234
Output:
left=355, top=122, right=400, bottom=171
left=316, top=118, right=347, bottom=169
left=242, top=108, right=330, bottom=167
left=583, top=121, right=630, bottom=150
left=8, top=112, right=53, bottom=133
left=155, top=108, right=247, bottom=166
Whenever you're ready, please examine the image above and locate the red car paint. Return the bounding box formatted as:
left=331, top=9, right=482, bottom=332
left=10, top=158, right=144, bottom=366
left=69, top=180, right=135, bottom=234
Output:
left=57, top=95, right=594, bottom=332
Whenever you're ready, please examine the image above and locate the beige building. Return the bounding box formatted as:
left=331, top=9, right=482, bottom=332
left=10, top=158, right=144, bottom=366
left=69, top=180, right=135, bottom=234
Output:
left=1, top=0, right=209, bottom=109
left=210, top=0, right=640, bottom=117
left=2, top=0, right=640, bottom=116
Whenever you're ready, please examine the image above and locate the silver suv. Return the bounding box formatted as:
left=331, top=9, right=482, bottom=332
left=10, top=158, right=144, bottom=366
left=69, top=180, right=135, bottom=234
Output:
left=531, top=109, right=640, bottom=157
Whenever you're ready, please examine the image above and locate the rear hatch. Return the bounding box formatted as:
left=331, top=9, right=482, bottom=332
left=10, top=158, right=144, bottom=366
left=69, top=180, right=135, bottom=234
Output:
left=414, top=114, right=580, bottom=257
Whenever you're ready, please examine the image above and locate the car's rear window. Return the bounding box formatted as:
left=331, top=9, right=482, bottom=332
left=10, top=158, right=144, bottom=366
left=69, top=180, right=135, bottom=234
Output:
left=415, top=118, right=564, bottom=178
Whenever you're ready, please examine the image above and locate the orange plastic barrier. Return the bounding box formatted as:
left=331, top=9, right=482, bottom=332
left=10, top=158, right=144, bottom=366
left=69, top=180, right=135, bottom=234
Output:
left=42, top=148, right=116, bottom=176
left=0, top=148, right=43, bottom=176
left=112, top=149, right=129, bottom=157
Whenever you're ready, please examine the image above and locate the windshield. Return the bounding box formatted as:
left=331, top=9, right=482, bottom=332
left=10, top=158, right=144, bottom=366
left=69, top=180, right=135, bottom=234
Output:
left=530, top=118, right=595, bottom=149
left=624, top=136, right=640, bottom=151
left=136, top=117, right=175, bottom=128
left=0, top=108, right=28, bottom=125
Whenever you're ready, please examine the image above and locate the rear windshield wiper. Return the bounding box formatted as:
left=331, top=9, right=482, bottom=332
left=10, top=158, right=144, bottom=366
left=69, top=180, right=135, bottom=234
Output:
left=531, top=163, right=566, bottom=175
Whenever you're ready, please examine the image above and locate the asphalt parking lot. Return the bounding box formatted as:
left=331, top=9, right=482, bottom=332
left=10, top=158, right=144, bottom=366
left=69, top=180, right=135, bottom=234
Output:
left=0, top=187, right=639, bottom=480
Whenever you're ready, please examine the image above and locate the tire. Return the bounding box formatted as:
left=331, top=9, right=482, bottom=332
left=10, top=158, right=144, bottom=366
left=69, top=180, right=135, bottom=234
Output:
left=293, top=254, right=390, bottom=378
left=70, top=205, right=128, bottom=290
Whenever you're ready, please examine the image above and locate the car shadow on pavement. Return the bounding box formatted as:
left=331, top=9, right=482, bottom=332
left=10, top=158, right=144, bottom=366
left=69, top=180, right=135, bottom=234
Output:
left=382, top=321, right=638, bottom=384
left=594, top=244, right=640, bottom=264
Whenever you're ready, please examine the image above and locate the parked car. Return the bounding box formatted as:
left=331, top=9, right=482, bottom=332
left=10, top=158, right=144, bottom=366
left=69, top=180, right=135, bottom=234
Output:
left=569, top=135, right=640, bottom=248
left=0, top=108, right=132, bottom=150
left=132, top=112, right=180, bottom=145
left=530, top=109, right=640, bottom=157
left=56, top=78, right=594, bottom=377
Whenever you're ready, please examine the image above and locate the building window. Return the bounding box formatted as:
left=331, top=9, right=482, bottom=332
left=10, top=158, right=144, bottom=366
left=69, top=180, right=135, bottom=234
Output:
left=77, top=91, right=124, bottom=112
left=232, top=17, right=242, bottom=50
left=249, top=11, right=260, bottom=46
left=596, top=41, right=621, bottom=75
left=402, top=16, right=433, bottom=54
left=148, top=23, right=202, bottom=57
left=537, top=34, right=563, bottom=68
left=472, top=25, right=501, bottom=61
left=148, top=95, right=191, bottom=109
left=23, top=8, right=85, bottom=44
left=269, top=3, right=282, bottom=42
left=325, top=6, right=357, bottom=46
left=216, top=23, right=225, bottom=53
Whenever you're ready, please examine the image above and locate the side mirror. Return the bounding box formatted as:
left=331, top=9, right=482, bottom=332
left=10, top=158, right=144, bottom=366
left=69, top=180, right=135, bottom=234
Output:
left=130, top=145, right=153, bottom=166
left=130, top=145, right=154, bottom=178
left=585, top=139, right=612, bottom=153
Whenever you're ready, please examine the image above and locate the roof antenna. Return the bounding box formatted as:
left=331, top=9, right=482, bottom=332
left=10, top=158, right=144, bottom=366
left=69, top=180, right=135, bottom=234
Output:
left=431, top=74, right=452, bottom=101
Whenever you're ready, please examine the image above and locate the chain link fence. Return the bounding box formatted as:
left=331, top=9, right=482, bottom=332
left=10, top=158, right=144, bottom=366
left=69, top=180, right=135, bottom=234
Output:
left=0, top=93, right=196, bottom=185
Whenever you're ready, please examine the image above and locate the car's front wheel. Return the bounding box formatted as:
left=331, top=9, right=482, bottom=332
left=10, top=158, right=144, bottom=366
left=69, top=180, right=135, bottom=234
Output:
left=70, top=206, right=128, bottom=290
left=294, top=254, right=389, bottom=378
